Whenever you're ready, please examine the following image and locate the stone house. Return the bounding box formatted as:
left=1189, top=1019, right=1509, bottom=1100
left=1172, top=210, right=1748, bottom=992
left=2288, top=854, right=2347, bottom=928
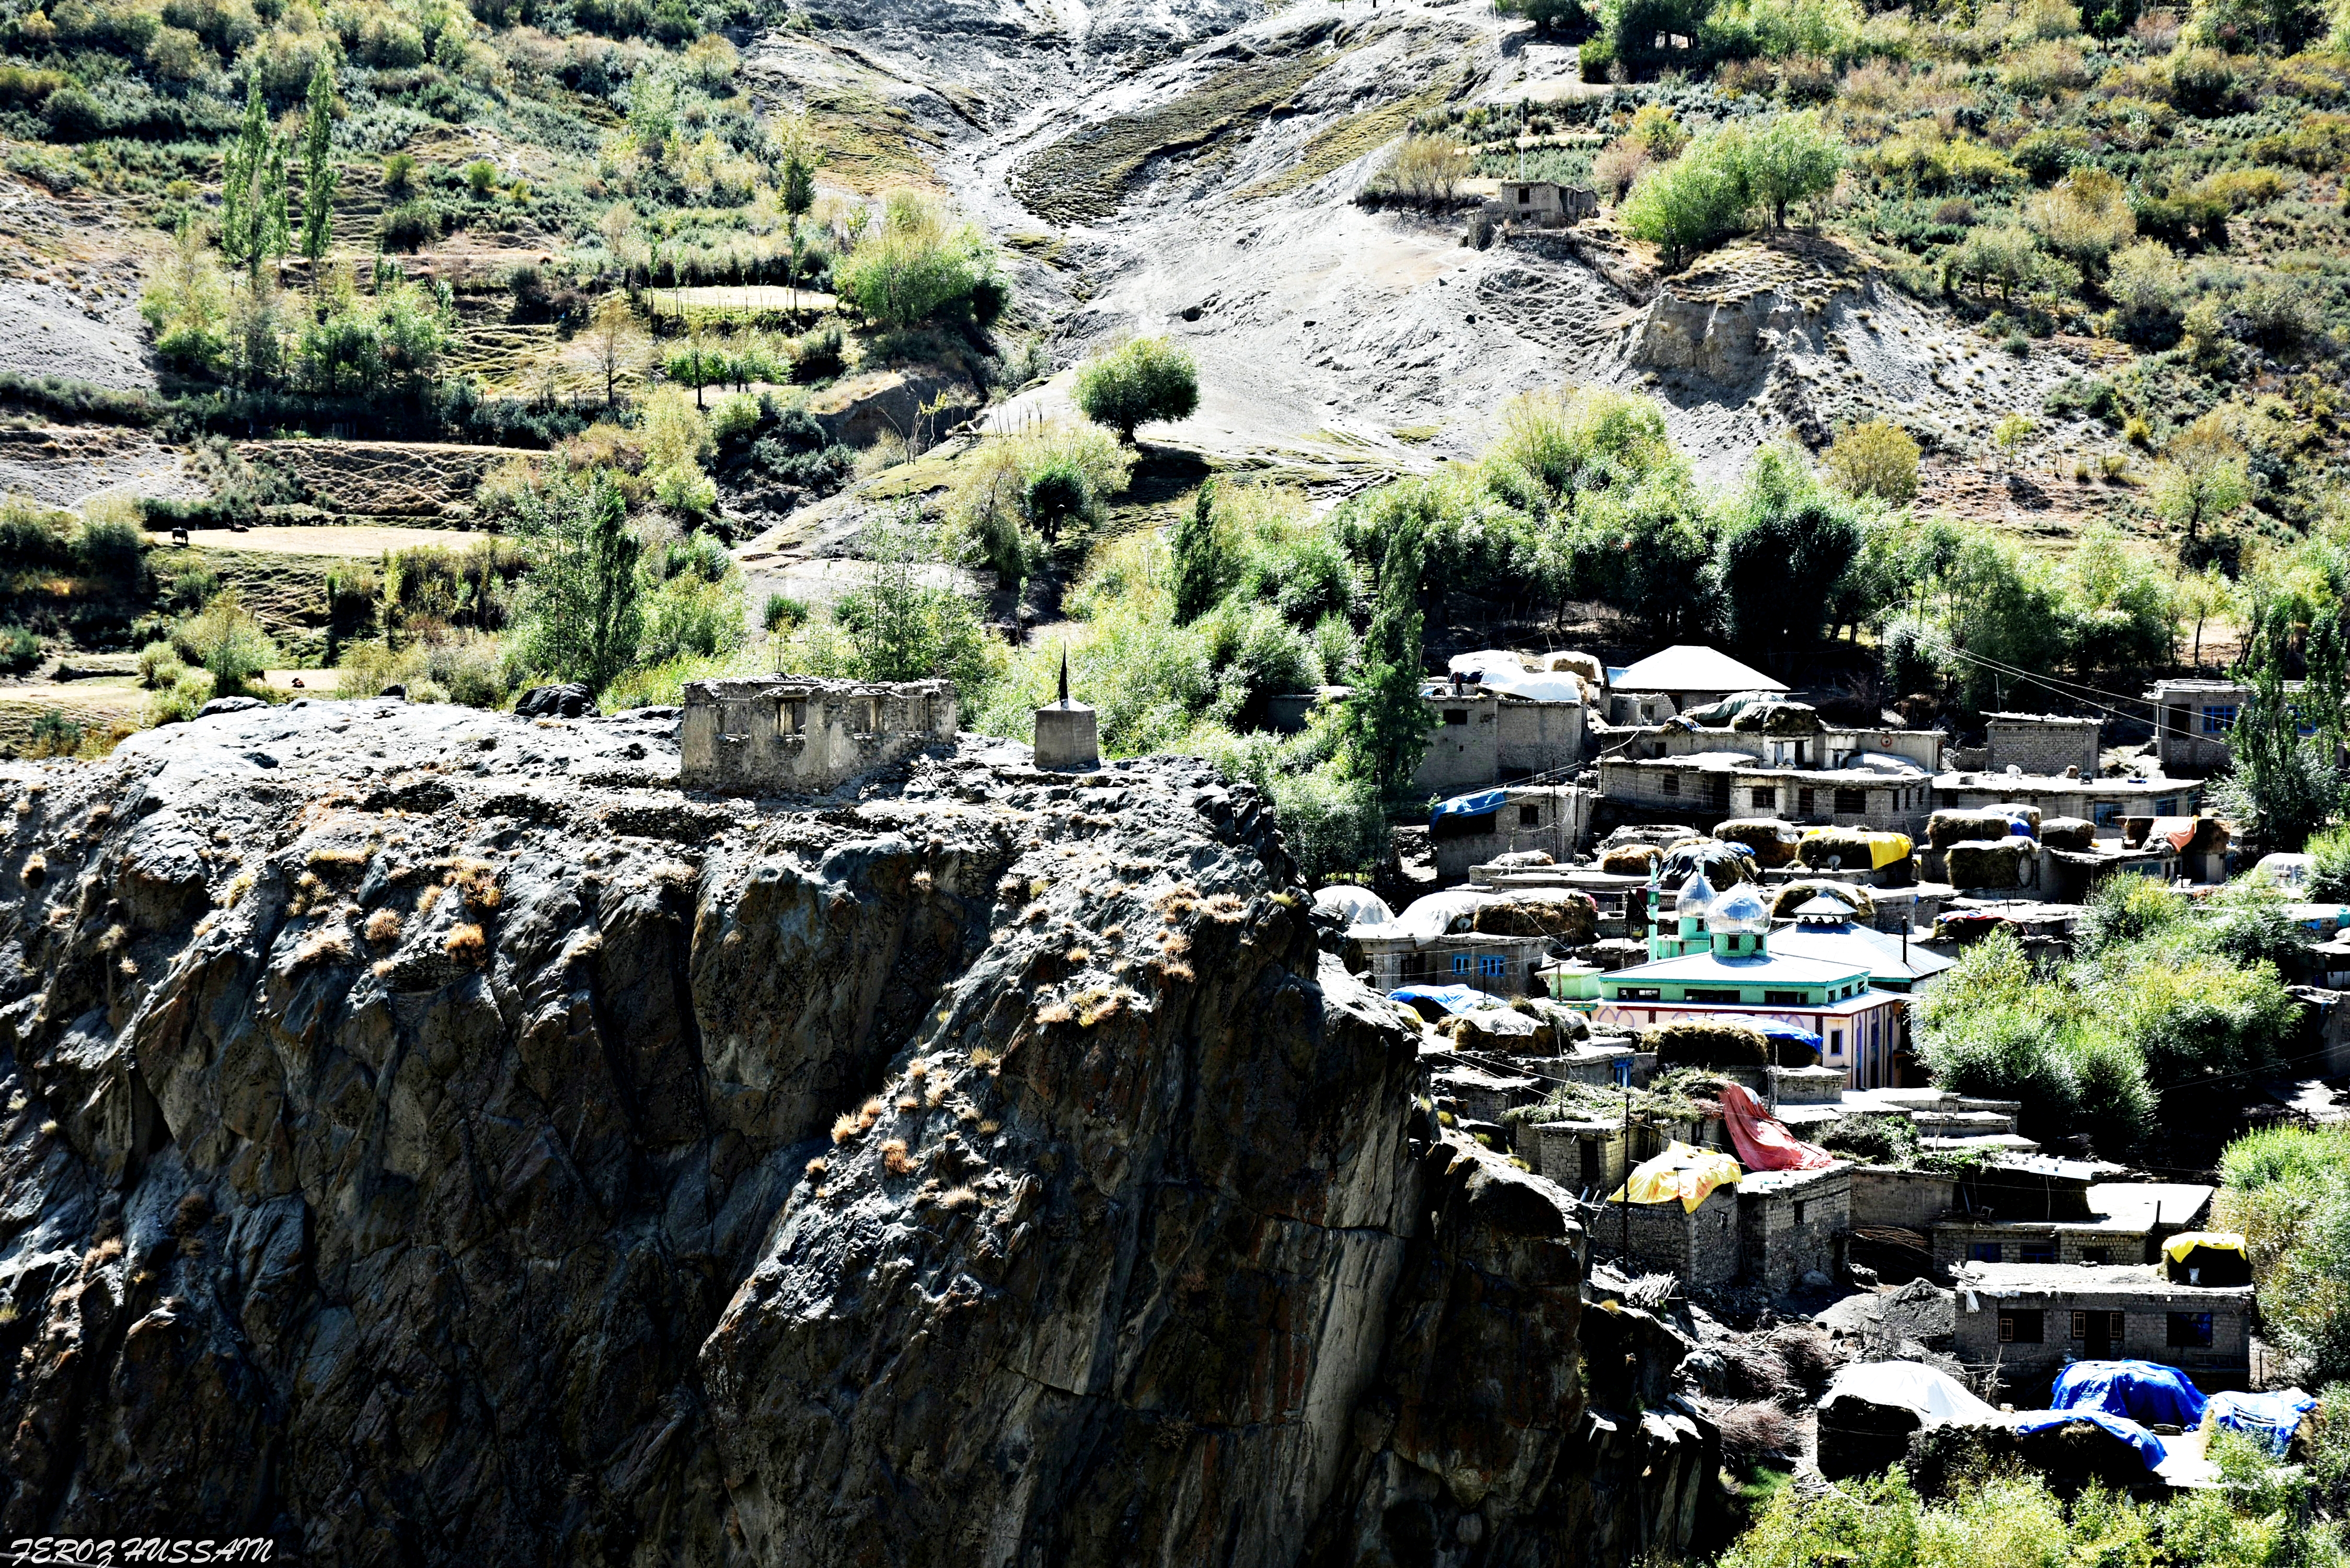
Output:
left=1607, top=1183, right=1744, bottom=1291
left=2145, top=677, right=2255, bottom=776
left=1597, top=717, right=1941, bottom=836
left=1934, top=770, right=2200, bottom=836
left=1932, top=1181, right=2214, bottom=1272
left=1984, top=712, right=2101, bottom=780
left=1953, top=1261, right=2254, bottom=1392
left=1611, top=645, right=1788, bottom=713
left=1431, top=784, right=1594, bottom=879
left=1740, top=1164, right=1852, bottom=1294
left=1412, top=685, right=1588, bottom=795
left=681, top=676, right=959, bottom=794
left=1489, top=180, right=1598, bottom=228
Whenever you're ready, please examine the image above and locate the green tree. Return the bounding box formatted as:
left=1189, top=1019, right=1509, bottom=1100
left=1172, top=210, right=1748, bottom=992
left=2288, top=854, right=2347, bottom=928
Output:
left=1742, top=111, right=1844, bottom=229
left=2151, top=415, right=2253, bottom=548
left=174, top=592, right=279, bottom=696
left=1711, top=446, right=1867, bottom=649
left=1073, top=337, right=1200, bottom=443
left=298, top=60, right=338, bottom=274
left=1823, top=419, right=1920, bottom=503
left=1950, top=224, right=2041, bottom=302
left=511, top=466, right=642, bottom=693
left=1170, top=478, right=1224, bottom=626
left=2218, top=606, right=2342, bottom=852
left=1336, top=516, right=1431, bottom=804
left=831, top=190, right=1001, bottom=329
left=220, top=77, right=290, bottom=277
left=1618, top=126, right=1751, bottom=268
left=837, top=504, right=995, bottom=698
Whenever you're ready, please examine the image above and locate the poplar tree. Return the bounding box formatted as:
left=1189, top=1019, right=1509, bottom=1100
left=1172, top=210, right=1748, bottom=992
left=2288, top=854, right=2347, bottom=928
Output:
left=299, top=61, right=339, bottom=274
left=1337, top=515, right=1432, bottom=804
left=221, top=78, right=290, bottom=276
left=1170, top=478, right=1223, bottom=626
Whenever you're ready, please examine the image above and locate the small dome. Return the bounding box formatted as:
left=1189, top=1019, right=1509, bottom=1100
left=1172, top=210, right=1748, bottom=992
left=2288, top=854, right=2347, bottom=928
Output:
left=1676, top=867, right=1717, bottom=920
left=1709, top=885, right=1770, bottom=935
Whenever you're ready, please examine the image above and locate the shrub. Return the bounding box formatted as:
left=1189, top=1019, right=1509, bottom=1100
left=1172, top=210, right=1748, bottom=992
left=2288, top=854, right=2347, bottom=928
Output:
left=1376, top=134, right=1474, bottom=204
left=2310, top=823, right=2350, bottom=901
left=377, top=200, right=440, bottom=253
left=1824, top=419, right=1920, bottom=502
left=1073, top=337, right=1200, bottom=442
left=0, top=625, right=38, bottom=675
left=763, top=592, right=808, bottom=633
left=832, top=190, right=1003, bottom=329
left=382, top=152, right=417, bottom=195
left=1620, top=126, right=1754, bottom=267
left=172, top=594, right=277, bottom=695
left=137, top=640, right=186, bottom=689
left=2024, top=168, right=2135, bottom=274
left=463, top=159, right=498, bottom=194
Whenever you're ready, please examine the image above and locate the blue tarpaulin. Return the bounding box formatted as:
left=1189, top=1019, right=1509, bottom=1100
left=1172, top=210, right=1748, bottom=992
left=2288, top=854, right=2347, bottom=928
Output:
left=1755, top=1021, right=1825, bottom=1050
left=2051, top=1360, right=2209, bottom=1431
left=2205, top=1389, right=2318, bottom=1456
left=1430, top=789, right=1510, bottom=828
left=2013, top=1409, right=2168, bottom=1472
left=1388, top=985, right=1493, bottom=1017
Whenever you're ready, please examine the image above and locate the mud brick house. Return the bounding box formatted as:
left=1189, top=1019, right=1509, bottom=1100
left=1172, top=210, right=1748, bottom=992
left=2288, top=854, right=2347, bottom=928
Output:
left=1954, top=1261, right=2254, bottom=1392
left=2146, top=677, right=2256, bottom=776
left=1597, top=708, right=1941, bottom=836
left=1489, top=179, right=1598, bottom=228
left=1412, top=684, right=1587, bottom=795
left=1611, top=1183, right=1744, bottom=1290
left=1934, top=770, right=2199, bottom=836
left=1983, top=712, right=2102, bottom=780
left=1610, top=644, right=1788, bottom=714
left=681, top=676, right=959, bottom=794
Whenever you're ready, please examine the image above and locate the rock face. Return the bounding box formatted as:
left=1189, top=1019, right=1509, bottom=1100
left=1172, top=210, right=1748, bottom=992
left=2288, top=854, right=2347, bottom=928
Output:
left=0, top=700, right=1711, bottom=1563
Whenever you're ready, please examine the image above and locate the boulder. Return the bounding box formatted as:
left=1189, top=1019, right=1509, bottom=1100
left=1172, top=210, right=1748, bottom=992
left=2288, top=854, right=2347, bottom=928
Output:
left=514, top=682, right=599, bottom=719
left=195, top=696, right=266, bottom=718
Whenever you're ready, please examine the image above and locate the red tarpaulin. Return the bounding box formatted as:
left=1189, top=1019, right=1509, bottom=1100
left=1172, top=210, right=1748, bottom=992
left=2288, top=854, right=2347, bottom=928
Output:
left=1720, top=1082, right=1836, bottom=1171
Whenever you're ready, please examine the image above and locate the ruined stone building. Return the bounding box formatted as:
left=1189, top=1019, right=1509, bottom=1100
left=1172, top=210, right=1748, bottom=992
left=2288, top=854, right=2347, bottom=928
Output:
left=679, top=675, right=959, bottom=794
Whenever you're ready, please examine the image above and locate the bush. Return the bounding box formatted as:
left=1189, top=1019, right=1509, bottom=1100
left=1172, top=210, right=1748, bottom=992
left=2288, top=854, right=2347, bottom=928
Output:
left=1073, top=337, right=1200, bottom=442
left=0, top=625, right=39, bottom=674
left=172, top=594, right=278, bottom=695
left=137, top=640, right=185, bottom=689
left=378, top=200, right=440, bottom=251
left=1621, top=126, right=1754, bottom=267
left=763, top=592, right=808, bottom=633
left=831, top=190, right=1003, bottom=330
left=2310, top=823, right=2350, bottom=901
left=1824, top=419, right=1920, bottom=503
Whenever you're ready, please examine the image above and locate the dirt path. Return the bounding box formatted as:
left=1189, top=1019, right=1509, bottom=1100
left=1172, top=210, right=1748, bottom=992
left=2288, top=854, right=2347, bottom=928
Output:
left=148, top=525, right=485, bottom=557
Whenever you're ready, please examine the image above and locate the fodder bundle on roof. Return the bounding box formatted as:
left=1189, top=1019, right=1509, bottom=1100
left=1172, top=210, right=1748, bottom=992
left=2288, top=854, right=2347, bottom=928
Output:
left=1947, top=839, right=2030, bottom=889
left=1770, top=879, right=1879, bottom=919
left=1646, top=1018, right=1770, bottom=1068
left=1600, top=843, right=1663, bottom=875
left=1928, top=809, right=2024, bottom=849
left=1715, top=817, right=1801, bottom=869
left=1473, top=893, right=1598, bottom=943
left=2041, top=816, right=2095, bottom=851
left=1795, top=829, right=1899, bottom=873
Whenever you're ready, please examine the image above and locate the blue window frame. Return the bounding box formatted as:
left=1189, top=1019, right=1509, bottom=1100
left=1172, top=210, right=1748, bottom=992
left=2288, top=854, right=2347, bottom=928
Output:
left=1478, top=954, right=1505, bottom=978
left=1452, top=953, right=1471, bottom=974
left=1970, top=1242, right=2003, bottom=1263
left=2201, top=705, right=2237, bottom=735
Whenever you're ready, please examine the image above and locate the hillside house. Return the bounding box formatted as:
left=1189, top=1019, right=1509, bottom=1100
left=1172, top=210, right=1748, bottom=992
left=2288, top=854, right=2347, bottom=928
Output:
left=1933, top=1180, right=2215, bottom=1273
left=1412, top=683, right=1587, bottom=795
left=1488, top=180, right=1598, bottom=228
left=1430, top=784, right=1594, bottom=879
left=2146, top=678, right=2254, bottom=776
left=1953, top=1261, right=2253, bottom=1392
left=1936, top=770, right=2199, bottom=836
left=1597, top=712, right=1941, bottom=835
left=1590, top=877, right=1908, bottom=1087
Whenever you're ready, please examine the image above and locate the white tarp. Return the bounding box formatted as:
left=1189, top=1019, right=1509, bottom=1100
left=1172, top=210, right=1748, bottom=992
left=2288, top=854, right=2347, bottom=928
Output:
left=1447, top=650, right=1586, bottom=705
left=1314, top=885, right=1393, bottom=928
left=1822, top=1362, right=2007, bottom=1429
left=1380, top=889, right=1503, bottom=941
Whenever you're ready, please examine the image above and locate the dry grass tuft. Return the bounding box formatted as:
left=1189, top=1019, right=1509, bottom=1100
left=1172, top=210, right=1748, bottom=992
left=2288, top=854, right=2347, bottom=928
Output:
left=936, top=1185, right=978, bottom=1212
left=293, top=926, right=356, bottom=967
left=881, top=1138, right=913, bottom=1175
left=1200, top=894, right=1246, bottom=923
left=925, top=1078, right=949, bottom=1108
left=444, top=924, right=488, bottom=966
left=896, top=1094, right=920, bottom=1112
left=805, top=1156, right=827, bottom=1178
left=364, top=908, right=403, bottom=944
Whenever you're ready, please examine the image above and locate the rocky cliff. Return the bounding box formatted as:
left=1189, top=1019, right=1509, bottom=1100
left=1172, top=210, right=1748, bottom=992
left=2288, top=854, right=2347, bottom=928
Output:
left=0, top=700, right=1711, bottom=1564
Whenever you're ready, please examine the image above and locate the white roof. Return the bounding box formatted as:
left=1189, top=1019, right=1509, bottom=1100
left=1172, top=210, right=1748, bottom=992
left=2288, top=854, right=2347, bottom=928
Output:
left=1615, top=645, right=1789, bottom=695
left=1447, top=650, right=1584, bottom=704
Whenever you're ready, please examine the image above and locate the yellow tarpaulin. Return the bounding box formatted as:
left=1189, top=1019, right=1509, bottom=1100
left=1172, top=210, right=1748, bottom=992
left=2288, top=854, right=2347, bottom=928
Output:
left=2163, top=1231, right=2248, bottom=1265
left=1799, top=828, right=1915, bottom=870
left=1606, top=1140, right=1743, bottom=1213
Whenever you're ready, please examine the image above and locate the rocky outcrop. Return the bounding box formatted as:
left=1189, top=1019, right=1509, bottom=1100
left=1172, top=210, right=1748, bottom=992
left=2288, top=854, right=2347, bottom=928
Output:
left=0, top=699, right=1711, bottom=1563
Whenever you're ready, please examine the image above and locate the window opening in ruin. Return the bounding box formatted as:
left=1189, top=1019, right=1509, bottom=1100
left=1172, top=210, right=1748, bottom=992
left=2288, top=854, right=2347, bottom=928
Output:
left=1444, top=709, right=1469, bottom=725
left=1662, top=775, right=1680, bottom=795
left=2021, top=1241, right=2057, bottom=1265
left=1520, top=804, right=1541, bottom=827
left=1798, top=788, right=1815, bottom=815
left=1998, top=1310, right=2044, bottom=1344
